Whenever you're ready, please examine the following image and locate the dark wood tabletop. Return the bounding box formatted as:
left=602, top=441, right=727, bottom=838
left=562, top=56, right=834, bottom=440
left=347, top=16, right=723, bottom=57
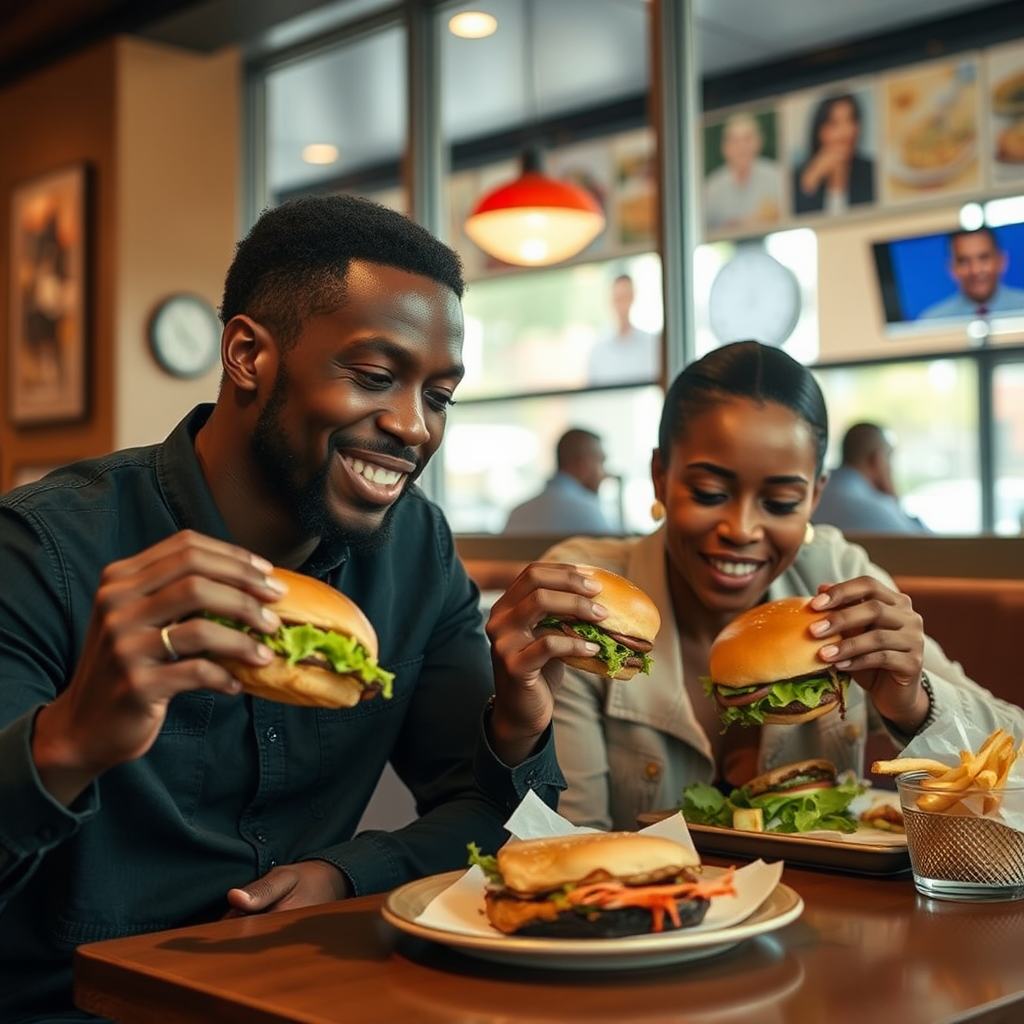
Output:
left=74, top=856, right=1024, bottom=1024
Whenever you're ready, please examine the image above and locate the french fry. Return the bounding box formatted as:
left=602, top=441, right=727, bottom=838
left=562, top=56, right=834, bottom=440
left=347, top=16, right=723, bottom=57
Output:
left=871, top=757, right=951, bottom=776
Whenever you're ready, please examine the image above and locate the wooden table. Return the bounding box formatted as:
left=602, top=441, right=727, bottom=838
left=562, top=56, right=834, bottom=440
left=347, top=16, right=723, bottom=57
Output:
left=75, top=859, right=1024, bottom=1024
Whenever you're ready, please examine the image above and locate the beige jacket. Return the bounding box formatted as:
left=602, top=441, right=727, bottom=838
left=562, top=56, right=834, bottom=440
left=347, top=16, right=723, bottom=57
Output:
left=544, top=525, right=1019, bottom=831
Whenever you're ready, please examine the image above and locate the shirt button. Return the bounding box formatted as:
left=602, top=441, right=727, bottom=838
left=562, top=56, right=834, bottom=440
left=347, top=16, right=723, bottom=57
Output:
left=525, top=772, right=538, bottom=787
left=266, top=727, right=278, bottom=743
left=644, top=762, right=661, bottom=781
left=269, top=859, right=278, bottom=869
left=255, top=833, right=266, bottom=844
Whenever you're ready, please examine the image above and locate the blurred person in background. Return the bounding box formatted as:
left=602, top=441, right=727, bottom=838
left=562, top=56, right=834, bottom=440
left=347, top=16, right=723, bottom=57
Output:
left=502, top=428, right=616, bottom=536
left=919, top=228, right=1024, bottom=320
left=586, top=274, right=660, bottom=387
left=812, top=422, right=930, bottom=534
left=793, top=92, right=875, bottom=215
left=510, top=342, right=1010, bottom=832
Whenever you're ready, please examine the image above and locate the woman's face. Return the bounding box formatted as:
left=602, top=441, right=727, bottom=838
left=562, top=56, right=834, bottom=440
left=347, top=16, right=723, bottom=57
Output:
left=818, top=99, right=859, bottom=157
left=652, top=397, right=824, bottom=619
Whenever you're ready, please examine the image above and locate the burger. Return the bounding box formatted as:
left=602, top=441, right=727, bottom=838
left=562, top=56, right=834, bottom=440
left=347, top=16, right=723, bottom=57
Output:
left=705, top=597, right=849, bottom=728
left=681, top=758, right=864, bottom=834
left=213, top=567, right=394, bottom=708
left=536, top=567, right=661, bottom=680
left=467, top=832, right=735, bottom=938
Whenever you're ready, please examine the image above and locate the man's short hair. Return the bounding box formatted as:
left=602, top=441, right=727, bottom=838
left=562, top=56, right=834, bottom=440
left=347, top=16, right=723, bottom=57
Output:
left=221, top=193, right=465, bottom=348
left=949, top=226, right=1001, bottom=253
left=556, top=428, right=602, bottom=470
left=841, top=422, right=889, bottom=465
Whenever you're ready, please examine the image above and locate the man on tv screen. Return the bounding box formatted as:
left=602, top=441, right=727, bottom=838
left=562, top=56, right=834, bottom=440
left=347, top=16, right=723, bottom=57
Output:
left=919, top=227, right=1024, bottom=319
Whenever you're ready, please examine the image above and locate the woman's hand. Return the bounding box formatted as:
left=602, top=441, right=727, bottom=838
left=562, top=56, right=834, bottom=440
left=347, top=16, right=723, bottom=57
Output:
left=484, top=562, right=607, bottom=765
left=31, top=530, right=287, bottom=805
left=809, top=577, right=930, bottom=734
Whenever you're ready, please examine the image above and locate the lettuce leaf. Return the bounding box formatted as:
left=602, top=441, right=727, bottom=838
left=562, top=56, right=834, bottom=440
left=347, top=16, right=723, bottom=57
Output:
left=702, top=675, right=844, bottom=729
left=540, top=617, right=653, bottom=675
left=680, top=774, right=864, bottom=834
left=466, top=841, right=502, bottom=884
left=207, top=615, right=394, bottom=697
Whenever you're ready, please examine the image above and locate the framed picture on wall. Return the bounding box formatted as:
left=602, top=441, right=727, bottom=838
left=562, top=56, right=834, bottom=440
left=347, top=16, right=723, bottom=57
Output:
left=8, top=164, right=88, bottom=425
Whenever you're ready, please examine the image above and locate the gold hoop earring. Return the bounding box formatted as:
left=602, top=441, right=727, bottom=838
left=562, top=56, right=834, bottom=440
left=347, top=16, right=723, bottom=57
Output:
left=803, top=522, right=815, bottom=545
left=650, top=499, right=666, bottom=523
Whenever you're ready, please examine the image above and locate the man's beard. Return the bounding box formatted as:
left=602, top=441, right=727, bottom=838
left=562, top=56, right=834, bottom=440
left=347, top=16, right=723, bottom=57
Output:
left=250, top=369, right=417, bottom=557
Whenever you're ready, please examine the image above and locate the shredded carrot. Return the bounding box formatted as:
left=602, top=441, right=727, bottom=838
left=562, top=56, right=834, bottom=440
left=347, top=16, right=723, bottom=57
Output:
left=558, top=869, right=737, bottom=933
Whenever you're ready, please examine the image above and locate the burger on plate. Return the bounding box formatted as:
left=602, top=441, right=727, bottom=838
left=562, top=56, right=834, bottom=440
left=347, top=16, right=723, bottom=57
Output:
left=212, top=567, right=394, bottom=708
left=467, top=832, right=735, bottom=938
left=536, top=567, right=661, bottom=680
left=704, top=597, right=850, bottom=728
left=681, top=758, right=864, bottom=834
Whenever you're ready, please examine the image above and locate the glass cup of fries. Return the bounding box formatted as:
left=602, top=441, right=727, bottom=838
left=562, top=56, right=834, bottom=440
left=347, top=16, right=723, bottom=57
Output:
left=877, top=728, right=1024, bottom=902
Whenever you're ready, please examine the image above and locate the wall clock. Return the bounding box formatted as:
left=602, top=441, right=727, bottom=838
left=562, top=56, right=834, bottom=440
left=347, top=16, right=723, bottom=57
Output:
left=708, top=250, right=802, bottom=348
left=148, top=293, right=221, bottom=378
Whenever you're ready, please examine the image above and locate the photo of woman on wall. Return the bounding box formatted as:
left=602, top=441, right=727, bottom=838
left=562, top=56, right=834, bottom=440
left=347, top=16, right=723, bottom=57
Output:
left=792, top=90, right=876, bottom=215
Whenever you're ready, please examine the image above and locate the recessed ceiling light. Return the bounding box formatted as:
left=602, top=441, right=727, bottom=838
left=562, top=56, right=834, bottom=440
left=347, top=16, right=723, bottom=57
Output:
left=448, top=11, right=497, bottom=39
left=302, top=143, right=339, bottom=165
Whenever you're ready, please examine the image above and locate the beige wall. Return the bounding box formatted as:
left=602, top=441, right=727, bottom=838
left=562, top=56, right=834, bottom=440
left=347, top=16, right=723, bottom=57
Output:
left=115, top=38, right=239, bottom=449
left=0, top=37, right=239, bottom=488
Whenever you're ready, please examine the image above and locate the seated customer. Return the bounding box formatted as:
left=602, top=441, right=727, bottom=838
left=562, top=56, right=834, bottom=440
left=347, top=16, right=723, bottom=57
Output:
left=525, top=341, right=1019, bottom=831
left=0, top=194, right=599, bottom=1023
left=502, top=428, right=616, bottom=536
left=812, top=422, right=929, bottom=534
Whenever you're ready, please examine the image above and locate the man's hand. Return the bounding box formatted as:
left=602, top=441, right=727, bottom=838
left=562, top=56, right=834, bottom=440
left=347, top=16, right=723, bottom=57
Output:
left=223, top=860, right=350, bottom=918
left=31, top=530, right=287, bottom=806
left=484, top=562, right=607, bottom=766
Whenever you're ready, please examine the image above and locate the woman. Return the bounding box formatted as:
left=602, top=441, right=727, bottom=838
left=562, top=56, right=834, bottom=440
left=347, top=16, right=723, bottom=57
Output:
left=793, top=92, right=875, bottom=215
left=534, top=341, right=1015, bottom=831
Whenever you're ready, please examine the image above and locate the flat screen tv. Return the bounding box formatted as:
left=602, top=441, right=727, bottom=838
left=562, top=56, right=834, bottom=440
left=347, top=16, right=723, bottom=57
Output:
left=871, top=222, right=1024, bottom=327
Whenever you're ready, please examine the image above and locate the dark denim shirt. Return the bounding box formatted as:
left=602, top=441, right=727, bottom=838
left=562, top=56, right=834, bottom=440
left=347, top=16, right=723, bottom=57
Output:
left=0, top=405, right=564, bottom=1021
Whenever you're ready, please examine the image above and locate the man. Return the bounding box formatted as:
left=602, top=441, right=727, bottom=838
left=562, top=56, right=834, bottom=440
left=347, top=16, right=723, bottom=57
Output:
left=503, top=428, right=615, bottom=536
left=0, top=195, right=613, bottom=1023
left=703, top=112, right=783, bottom=232
left=919, top=227, right=1024, bottom=320
left=586, top=274, right=660, bottom=387
left=812, top=422, right=930, bottom=535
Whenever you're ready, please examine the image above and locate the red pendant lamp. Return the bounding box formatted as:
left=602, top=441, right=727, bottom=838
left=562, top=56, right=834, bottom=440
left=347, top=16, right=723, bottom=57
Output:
left=465, top=146, right=606, bottom=267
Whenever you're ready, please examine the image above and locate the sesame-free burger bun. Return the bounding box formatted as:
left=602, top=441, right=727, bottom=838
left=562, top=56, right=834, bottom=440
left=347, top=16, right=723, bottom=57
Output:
left=215, top=568, right=390, bottom=709
left=709, top=596, right=838, bottom=690
left=538, top=566, right=661, bottom=681
left=497, top=832, right=701, bottom=898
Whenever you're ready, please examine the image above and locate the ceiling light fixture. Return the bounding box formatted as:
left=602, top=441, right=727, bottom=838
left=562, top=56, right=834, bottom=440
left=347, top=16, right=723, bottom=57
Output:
left=302, top=143, right=339, bottom=165
left=448, top=11, right=498, bottom=39
left=463, top=0, right=605, bottom=266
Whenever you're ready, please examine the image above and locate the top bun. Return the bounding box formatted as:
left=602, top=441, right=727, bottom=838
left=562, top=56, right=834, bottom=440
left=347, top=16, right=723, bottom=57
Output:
left=582, top=566, right=661, bottom=643
left=496, top=832, right=699, bottom=897
left=270, top=567, right=379, bottom=660
left=709, top=596, right=838, bottom=689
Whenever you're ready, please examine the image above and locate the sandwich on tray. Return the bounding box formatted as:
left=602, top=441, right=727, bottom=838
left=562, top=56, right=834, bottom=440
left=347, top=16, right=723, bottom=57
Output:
left=468, top=831, right=735, bottom=938
left=536, top=566, right=661, bottom=680
left=681, top=759, right=864, bottom=834
left=704, top=597, right=850, bottom=728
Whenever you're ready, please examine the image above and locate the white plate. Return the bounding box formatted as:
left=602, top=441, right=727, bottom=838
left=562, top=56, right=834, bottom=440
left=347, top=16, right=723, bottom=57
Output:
left=381, top=867, right=803, bottom=971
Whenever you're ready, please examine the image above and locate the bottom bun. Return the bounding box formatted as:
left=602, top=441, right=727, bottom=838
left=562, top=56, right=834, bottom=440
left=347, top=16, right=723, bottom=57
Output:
left=217, top=655, right=370, bottom=709
left=559, top=652, right=640, bottom=681
left=761, top=701, right=838, bottom=726
left=485, top=890, right=709, bottom=938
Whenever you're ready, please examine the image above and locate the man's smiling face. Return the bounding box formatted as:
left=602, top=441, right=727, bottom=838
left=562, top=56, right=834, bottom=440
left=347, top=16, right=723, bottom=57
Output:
left=251, top=260, right=464, bottom=554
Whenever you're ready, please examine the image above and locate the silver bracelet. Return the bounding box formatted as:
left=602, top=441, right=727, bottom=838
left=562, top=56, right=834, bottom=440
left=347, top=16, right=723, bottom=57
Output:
left=918, top=671, right=937, bottom=730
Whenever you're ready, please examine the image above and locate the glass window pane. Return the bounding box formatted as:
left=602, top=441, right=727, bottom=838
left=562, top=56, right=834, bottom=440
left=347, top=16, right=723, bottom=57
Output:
left=813, top=359, right=979, bottom=535
left=265, top=26, right=406, bottom=200
left=441, top=387, right=663, bottom=535
left=458, top=253, right=662, bottom=401
left=993, top=360, right=1024, bottom=536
